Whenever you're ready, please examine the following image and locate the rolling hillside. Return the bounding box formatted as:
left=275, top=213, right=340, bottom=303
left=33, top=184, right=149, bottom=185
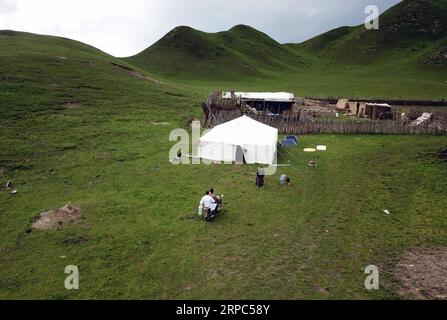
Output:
left=125, top=25, right=304, bottom=80
left=0, top=30, right=190, bottom=116
left=126, top=0, right=447, bottom=90
left=292, top=0, right=447, bottom=65
left=2, top=0, right=446, bottom=99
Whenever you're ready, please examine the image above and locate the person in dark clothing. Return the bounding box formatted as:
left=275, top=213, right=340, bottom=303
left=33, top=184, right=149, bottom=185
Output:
left=256, top=168, right=265, bottom=188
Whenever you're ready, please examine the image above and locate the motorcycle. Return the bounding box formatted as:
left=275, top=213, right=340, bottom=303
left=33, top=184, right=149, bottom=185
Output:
left=198, top=195, right=224, bottom=222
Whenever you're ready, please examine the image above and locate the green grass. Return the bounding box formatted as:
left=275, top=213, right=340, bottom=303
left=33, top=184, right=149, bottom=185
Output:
left=169, top=63, right=447, bottom=100
left=2, top=128, right=447, bottom=299
left=1, top=22, right=447, bottom=299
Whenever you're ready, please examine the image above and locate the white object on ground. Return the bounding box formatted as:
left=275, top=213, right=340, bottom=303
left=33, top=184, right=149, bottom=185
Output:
left=410, top=113, right=433, bottom=127
left=383, top=209, right=391, bottom=215
left=304, top=148, right=316, bottom=153
left=308, top=161, right=317, bottom=167
left=317, top=145, right=327, bottom=151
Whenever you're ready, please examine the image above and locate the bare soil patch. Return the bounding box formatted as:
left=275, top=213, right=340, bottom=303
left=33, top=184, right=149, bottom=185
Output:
left=312, top=284, right=329, bottom=295
left=394, top=246, right=447, bottom=300
left=32, top=204, right=82, bottom=230
left=111, top=62, right=161, bottom=84
left=61, top=102, right=81, bottom=109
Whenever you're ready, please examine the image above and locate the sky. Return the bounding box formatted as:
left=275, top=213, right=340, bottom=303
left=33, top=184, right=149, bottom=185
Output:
left=0, top=0, right=401, bottom=57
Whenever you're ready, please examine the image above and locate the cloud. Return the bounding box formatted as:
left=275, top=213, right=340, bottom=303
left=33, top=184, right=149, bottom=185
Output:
left=0, top=0, right=18, bottom=14
left=305, top=8, right=321, bottom=20
left=0, top=0, right=400, bottom=57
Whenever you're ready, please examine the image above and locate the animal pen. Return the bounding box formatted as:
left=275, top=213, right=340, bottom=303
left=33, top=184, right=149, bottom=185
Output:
left=202, top=92, right=447, bottom=135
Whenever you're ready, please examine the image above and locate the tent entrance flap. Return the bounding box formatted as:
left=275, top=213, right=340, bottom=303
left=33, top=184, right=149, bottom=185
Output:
left=235, top=146, right=246, bottom=164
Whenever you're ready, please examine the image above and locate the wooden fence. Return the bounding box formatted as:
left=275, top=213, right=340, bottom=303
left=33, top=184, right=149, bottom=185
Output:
left=306, top=97, right=447, bottom=107
left=203, top=109, right=447, bottom=135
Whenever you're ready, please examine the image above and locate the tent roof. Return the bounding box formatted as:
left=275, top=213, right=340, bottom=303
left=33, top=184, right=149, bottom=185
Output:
left=199, top=116, right=278, bottom=146
left=222, top=92, right=295, bottom=102
left=366, top=103, right=391, bottom=108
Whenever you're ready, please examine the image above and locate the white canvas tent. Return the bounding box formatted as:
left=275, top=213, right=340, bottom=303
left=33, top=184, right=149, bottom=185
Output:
left=198, top=116, right=278, bottom=165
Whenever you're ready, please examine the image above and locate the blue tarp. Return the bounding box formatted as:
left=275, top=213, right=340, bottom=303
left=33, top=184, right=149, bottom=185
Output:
left=286, top=135, right=299, bottom=144
left=280, top=139, right=298, bottom=147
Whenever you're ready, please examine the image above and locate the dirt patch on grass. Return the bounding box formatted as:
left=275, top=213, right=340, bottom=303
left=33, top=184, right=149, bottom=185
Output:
left=312, top=284, right=329, bottom=295
left=111, top=62, right=161, bottom=84
left=394, top=246, right=447, bottom=300
left=128, top=70, right=160, bottom=83
left=32, top=204, right=82, bottom=231
left=0, top=167, right=6, bottom=177
left=61, top=102, right=81, bottom=109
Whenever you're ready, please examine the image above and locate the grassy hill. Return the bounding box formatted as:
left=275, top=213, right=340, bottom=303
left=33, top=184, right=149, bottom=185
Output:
left=126, top=0, right=447, bottom=99
left=126, top=25, right=303, bottom=80
left=293, top=0, right=447, bottom=65
left=0, top=30, right=195, bottom=115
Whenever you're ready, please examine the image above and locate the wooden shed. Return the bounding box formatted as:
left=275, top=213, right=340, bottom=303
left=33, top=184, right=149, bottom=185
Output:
left=344, top=101, right=393, bottom=119
left=347, top=101, right=367, bottom=116
left=222, top=92, right=295, bottom=115
left=364, top=103, right=393, bottom=120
